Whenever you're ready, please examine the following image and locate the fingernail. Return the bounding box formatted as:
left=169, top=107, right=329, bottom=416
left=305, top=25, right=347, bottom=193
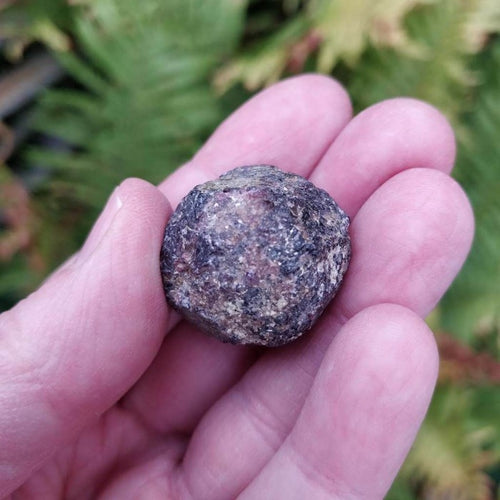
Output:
left=78, top=186, right=123, bottom=262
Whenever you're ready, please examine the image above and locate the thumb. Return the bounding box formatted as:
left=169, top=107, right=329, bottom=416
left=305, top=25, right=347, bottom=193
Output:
left=0, top=178, right=171, bottom=496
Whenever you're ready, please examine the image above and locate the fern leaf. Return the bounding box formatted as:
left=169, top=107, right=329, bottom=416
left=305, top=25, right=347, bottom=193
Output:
left=398, top=386, right=499, bottom=499
left=28, top=0, right=247, bottom=209
left=348, top=0, right=482, bottom=122
left=439, top=40, right=500, bottom=342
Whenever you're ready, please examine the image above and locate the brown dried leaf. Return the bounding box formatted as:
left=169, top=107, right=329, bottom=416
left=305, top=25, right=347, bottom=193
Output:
left=437, top=331, right=500, bottom=385
left=0, top=167, right=37, bottom=262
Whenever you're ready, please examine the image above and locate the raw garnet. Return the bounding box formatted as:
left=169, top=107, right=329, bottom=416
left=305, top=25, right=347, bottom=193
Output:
left=160, top=165, right=351, bottom=347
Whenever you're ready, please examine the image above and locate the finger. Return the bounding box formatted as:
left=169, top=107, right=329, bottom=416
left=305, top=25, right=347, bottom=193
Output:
left=124, top=95, right=456, bottom=433
left=0, top=179, right=170, bottom=497
left=310, top=97, right=457, bottom=216
left=159, top=74, right=353, bottom=208
left=239, top=304, right=439, bottom=500
left=124, top=74, right=353, bottom=432
left=332, top=168, right=475, bottom=320
left=175, top=168, right=473, bottom=500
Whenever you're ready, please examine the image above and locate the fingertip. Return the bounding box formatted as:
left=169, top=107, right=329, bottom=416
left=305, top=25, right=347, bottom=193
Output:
left=238, top=72, right=353, bottom=122
left=77, top=178, right=172, bottom=265
left=108, top=177, right=172, bottom=280
left=190, top=73, right=353, bottom=176
left=117, top=177, right=172, bottom=218
left=242, top=303, right=439, bottom=499
left=435, top=170, right=475, bottom=252
left=97, top=177, right=171, bottom=326
left=341, top=167, right=475, bottom=318
left=272, top=73, right=353, bottom=120
left=311, top=96, right=457, bottom=216
left=312, top=303, right=439, bottom=489
left=367, top=97, right=457, bottom=171
left=379, top=167, right=475, bottom=271
left=332, top=303, right=439, bottom=387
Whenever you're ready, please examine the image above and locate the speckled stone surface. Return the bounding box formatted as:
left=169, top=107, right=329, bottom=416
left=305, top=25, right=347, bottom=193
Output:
left=160, top=165, right=351, bottom=347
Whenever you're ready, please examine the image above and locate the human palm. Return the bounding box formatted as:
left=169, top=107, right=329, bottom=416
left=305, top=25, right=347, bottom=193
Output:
left=0, top=76, right=473, bottom=499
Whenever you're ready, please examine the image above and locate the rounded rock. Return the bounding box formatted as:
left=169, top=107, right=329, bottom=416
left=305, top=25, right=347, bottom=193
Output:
left=160, top=165, right=351, bottom=347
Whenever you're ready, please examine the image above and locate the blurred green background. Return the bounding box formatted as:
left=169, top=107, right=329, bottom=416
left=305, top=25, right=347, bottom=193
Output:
left=0, top=1, right=499, bottom=497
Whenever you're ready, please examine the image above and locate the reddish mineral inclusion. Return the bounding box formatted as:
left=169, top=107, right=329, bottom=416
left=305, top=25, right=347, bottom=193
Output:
left=160, top=165, right=351, bottom=347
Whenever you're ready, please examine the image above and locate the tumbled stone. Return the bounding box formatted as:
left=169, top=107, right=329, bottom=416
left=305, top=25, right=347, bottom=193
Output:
left=160, top=165, right=351, bottom=347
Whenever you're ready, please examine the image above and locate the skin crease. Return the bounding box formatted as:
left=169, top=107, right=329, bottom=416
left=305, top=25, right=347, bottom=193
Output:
left=0, top=75, right=474, bottom=500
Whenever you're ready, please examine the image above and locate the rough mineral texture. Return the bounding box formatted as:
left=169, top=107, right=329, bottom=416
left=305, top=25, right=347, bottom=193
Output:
left=160, top=165, right=351, bottom=347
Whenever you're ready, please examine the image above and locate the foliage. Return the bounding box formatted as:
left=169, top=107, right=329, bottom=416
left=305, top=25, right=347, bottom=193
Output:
left=28, top=0, right=246, bottom=208
left=1, top=0, right=500, bottom=497
left=216, top=0, right=433, bottom=92
left=0, top=0, right=73, bottom=59
left=0, top=0, right=248, bottom=299
left=440, top=41, right=500, bottom=343
left=388, top=385, right=500, bottom=499
left=217, top=0, right=500, bottom=119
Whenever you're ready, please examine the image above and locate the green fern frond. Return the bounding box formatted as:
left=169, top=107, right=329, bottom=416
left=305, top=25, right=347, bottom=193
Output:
left=439, top=40, right=500, bottom=342
left=348, top=0, right=485, bottom=122
left=385, top=476, right=418, bottom=500
left=396, top=386, right=499, bottom=499
left=28, top=0, right=247, bottom=210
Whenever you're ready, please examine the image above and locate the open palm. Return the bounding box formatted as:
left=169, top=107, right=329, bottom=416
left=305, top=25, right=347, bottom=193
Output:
left=0, top=76, right=473, bottom=499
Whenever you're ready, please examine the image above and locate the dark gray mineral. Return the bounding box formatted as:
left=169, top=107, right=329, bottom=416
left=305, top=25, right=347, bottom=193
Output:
left=160, top=165, right=351, bottom=347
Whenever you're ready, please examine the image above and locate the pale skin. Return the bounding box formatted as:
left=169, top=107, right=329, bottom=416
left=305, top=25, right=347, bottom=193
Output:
left=0, top=75, right=474, bottom=499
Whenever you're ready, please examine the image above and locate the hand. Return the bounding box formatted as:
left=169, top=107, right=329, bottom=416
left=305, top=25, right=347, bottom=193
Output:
left=0, top=75, right=473, bottom=499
